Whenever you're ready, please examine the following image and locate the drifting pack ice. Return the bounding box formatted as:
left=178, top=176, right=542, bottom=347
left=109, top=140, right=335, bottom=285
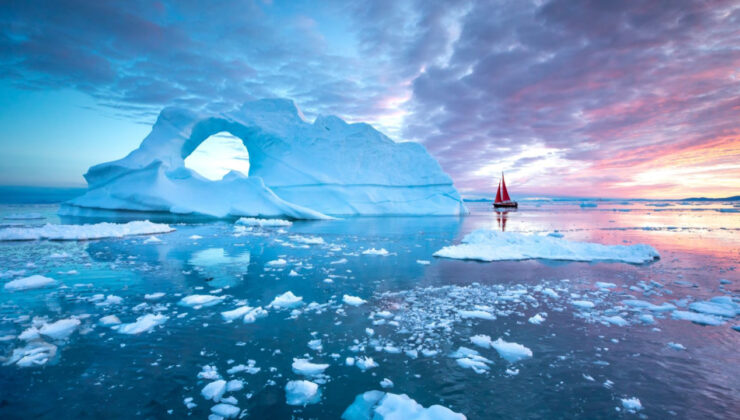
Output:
left=61, top=99, right=467, bottom=219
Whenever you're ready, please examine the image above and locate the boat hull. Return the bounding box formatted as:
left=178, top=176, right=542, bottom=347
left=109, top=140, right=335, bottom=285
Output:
left=493, top=202, right=518, bottom=208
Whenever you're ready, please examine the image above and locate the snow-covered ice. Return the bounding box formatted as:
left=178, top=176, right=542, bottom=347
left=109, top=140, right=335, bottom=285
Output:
left=491, top=338, right=533, bottom=363
left=201, top=379, right=227, bottom=401
left=343, top=295, right=366, bottom=306
left=621, top=397, right=643, bottom=412
left=292, top=358, right=329, bottom=376
left=434, top=230, right=659, bottom=263
left=39, top=318, right=80, bottom=340
left=0, top=221, right=174, bottom=241
left=4, top=275, right=56, bottom=291
left=268, top=291, right=303, bottom=309
left=178, top=294, right=225, bottom=308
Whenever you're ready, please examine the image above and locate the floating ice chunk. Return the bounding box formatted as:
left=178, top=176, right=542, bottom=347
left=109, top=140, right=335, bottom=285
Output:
left=143, top=236, right=162, bottom=243
left=292, top=358, right=329, bottom=376
left=356, top=357, right=378, bottom=371
left=117, top=314, right=168, bottom=334
left=289, top=235, right=325, bottom=245
left=39, top=318, right=80, bottom=340
left=227, top=360, right=260, bottom=375
left=308, top=339, right=323, bottom=351
left=221, top=306, right=253, bottom=321
left=269, top=291, right=303, bottom=309
left=542, top=288, right=559, bottom=298
left=202, top=379, right=227, bottom=402
left=144, top=292, right=165, bottom=300
left=622, top=299, right=676, bottom=312
left=179, top=294, right=225, bottom=308
left=380, top=378, right=394, bottom=389
left=362, top=248, right=389, bottom=256
left=455, top=357, right=491, bottom=374
left=236, top=217, right=292, bottom=227
left=4, top=341, right=57, bottom=367
left=243, top=307, right=267, bottom=323
left=343, top=295, right=366, bottom=306
left=98, top=295, right=123, bottom=306
left=19, top=327, right=40, bottom=341
left=667, top=342, right=686, bottom=350
left=266, top=258, right=287, bottom=266
left=595, top=282, right=616, bottom=289
left=226, top=379, right=244, bottom=392
left=211, top=403, right=240, bottom=418
left=458, top=309, right=495, bottom=320
left=639, top=314, right=655, bottom=324
left=198, top=365, right=220, bottom=380
left=671, top=311, right=724, bottom=326
left=470, top=334, right=493, bottom=349
left=491, top=338, right=533, bottom=363
left=688, top=297, right=738, bottom=318
left=189, top=234, right=203, bottom=240
left=602, top=316, right=629, bottom=326
left=4, top=275, right=57, bottom=291
left=416, top=260, right=430, bottom=265
left=621, top=397, right=642, bottom=412
left=572, top=300, right=595, bottom=309
left=434, top=230, right=659, bottom=264
left=528, top=313, right=546, bottom=325
left=99, top=315, right=121, bottom=326
left=285, top=380, right=321, bottom=406
left=346, top=357, right=356, bottom=366
left=341, top=391, right=466, bottom=420
left=0, top=220, right=174, bottom=241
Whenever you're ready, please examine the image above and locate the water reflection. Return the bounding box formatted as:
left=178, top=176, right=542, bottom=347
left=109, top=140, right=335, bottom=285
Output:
left=189, top=247, right=251, bottom=288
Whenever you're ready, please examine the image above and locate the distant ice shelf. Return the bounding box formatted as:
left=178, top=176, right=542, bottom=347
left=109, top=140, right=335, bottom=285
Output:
left=61, top=98, right=467, bottom=219
left=434, top=229, right=659, bottom=264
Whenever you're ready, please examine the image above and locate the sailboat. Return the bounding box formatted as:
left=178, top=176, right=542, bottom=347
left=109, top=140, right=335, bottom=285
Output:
left=493, top=172, right=518, bottom=209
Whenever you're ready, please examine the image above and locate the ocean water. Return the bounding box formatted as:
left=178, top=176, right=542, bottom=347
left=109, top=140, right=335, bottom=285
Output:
left=0, top=199, right=738, bottom=419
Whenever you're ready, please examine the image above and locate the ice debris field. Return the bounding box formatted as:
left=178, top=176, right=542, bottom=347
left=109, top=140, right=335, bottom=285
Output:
left=0, top=200, right=739, bottom=419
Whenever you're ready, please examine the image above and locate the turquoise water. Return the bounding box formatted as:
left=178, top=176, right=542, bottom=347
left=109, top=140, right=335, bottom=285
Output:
left=0, top=200, right=738, bottom=419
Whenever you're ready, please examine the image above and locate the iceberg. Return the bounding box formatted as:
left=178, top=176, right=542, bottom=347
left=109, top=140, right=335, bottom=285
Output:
left=60, top=99, right=467, bottom=219
left=434, top=230, right=659, bottom=264
left=4, top=275, right=57, bottom=291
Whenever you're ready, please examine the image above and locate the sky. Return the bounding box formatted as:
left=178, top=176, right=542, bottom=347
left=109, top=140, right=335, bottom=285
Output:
left=0, top=0, right=738, bottom=198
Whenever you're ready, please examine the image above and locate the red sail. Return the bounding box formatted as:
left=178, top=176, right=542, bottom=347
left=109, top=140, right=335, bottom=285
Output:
left=501, top=173, right=511, bottom=202
left=494, top=181, right=502, bottom=203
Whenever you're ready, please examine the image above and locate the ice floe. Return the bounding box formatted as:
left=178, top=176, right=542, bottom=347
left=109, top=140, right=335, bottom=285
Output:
left=4, top=274, right=57, bottom=291
left=201, top=379, right=227, bottom=401
left=434, top=229, right=659, bottom=263
left=292, top=358, right=329, bottom=377
left=235, top=217, right=292, bottom=227
left=362, top=248, right=389, bottom=256
left=39, top=318, right=80, bottom=340
left=343, top=295, right=366, bottom=306
left=269, top=291, right=303, bottom=309
left=179, top=294, right=225, bottom=308
left=0, top=220, right=174, bottom=241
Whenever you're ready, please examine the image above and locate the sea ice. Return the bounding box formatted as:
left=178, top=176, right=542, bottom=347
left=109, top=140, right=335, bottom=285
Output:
left=362, top=248, right=389, bottom=256
left=285, top=380, right=321, bottom=405
left=621, top=397, right=643, bottom=412
left=491, top=338, right=533, bottom=363
left=4, top=275, right=57, bottom=291
left=179, top=294, right=225, bottom=308
left=235, top=217, right=292, bottom=227
left=343, top=295, right=367, bottom=306
left=117, top=314, right=168, bottom=334
left=221, top=306, right=253, bottom=321
left=4, top=341, right=57, bottom=367
left=202, top=379, right=227, bottom=401
left=356, top=357, right=379, bottom=371
left=688, top=297, right=738, bottom=318
left=342, top=391, right=466, bottom=420
left=210, top=403, right=240, bottom=418
left=268, top=291, right=303, bottom=309
left=458, top=309, right=496, bottom=320
left=292, top=358, right=329, bottom=376
left=0, top=221, right=174, bottom=241
left=39, top=318, right=80, bottom=340
left=144, top=292, right=165, bottom=300
left=99, top=315, right=122, bottom=326
left=671, top=311, right=725, bottom=326
left=572, top=300, right=595, bottom=309
left=528, top=313, right=546, bottom=324
left=434, top=230, right=659, bottom=263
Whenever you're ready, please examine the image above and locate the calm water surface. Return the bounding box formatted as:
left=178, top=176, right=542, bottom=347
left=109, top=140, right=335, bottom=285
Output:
left=0, top=200, right=738, bottom=419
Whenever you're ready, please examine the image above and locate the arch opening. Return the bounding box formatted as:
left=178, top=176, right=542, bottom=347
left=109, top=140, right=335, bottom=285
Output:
left=183, top=131, right=250, bottom=181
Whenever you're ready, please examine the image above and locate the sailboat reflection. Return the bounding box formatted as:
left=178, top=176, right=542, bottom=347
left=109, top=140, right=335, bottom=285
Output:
left=495, top=210, right=511, bottom=231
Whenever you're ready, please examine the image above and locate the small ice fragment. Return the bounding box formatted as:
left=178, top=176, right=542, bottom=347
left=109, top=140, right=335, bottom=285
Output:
left=292, top=358, right=329, bottom=376
left=362, top=248, right=389, bottom=256
left=178, top=294, right=225, bottom=308
left=621, top=397, right=643, bottom=412
left=268, top=291, right=303, bottom=309
left=491, top=338, right=533, bottom=363
left=99, top=315, right=121, bottom=326
left=345, top=357, right=355, bottom=366
left=342, top=391, right=465, bottom=420
left=470, top=334, right=492, bottom=349
left=356, top=357, right=378, bottom=371
left=380, top=378, right=394, bottom=388
left=343, top=295, right=366, bottom=306
left=201, top=379, right=227, bottom=402
left=416, top=260, right=431, bottom=265
left=39, top=318, right=80, bottom=340
left=285, top=380, right=321, bottom=406
left=667, top=342, right=686, bottom=350
left=308, top=339, right=323, bottom=351
left=595, top=282, right=616, bottom=289
left=236, top=217, right=292, bottom=227
left=4, top=275, right=57, bottom=291
left=572, top=300, right=595, bottom=309
left=210, top=403, right=240, bottom=418
left=117, top=313, right=168, bottom=334
left=528, top=313, right=546, bottom=325
left=458, top=309, right=496, bottom=320
left=266, top=258, right=287, bottom=266
left=221, top=306, right=252, bottom=321
left=144, top=292, right=165, bottom=300
left=671, top=311, right=725, bottom=326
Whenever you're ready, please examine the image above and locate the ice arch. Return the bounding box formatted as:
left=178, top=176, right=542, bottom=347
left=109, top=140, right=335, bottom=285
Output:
left=62, top=99, right=468, bottom=219
left=183, top=132, right=250, bottom=181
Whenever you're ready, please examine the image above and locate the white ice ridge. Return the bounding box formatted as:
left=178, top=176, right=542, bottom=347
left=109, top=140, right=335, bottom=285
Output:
left=342, top=390, right=466, bottom=420
left=60, top=98, right=467, bottom=219
left=434, top=229, right=659, bottom=264
left=0, top=221, right=174, bottom=241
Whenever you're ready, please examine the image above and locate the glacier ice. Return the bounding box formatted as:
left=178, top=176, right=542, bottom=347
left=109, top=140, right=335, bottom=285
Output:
left=61, top=99, right=467, bottom=219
